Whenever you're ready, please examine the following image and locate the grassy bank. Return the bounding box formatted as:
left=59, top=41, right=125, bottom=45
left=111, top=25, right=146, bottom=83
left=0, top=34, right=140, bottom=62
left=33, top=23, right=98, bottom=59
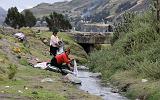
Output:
left=32, top=29, right=88, bottom=64
left=88, top=11, right=160, bottom=100
left=0, top=28, right=100, bottom=100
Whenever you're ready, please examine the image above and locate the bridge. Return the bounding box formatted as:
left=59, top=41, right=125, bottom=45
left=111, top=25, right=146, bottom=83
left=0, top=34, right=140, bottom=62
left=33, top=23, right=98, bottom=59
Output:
left=69, top=31, right=112, bottom=53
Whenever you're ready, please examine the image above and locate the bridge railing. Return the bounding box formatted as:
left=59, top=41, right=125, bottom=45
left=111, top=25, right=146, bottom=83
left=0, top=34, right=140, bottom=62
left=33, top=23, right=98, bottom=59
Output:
left=69, top=32, right=112, bottom=44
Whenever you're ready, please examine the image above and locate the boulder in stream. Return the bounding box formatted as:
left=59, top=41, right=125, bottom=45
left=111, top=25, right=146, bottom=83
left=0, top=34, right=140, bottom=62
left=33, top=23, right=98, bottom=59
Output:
left=64, top=74, right=81, bottom=84
left=77, top=66, right=89, bottom=70
left=89, top=73, right=102, bottom=78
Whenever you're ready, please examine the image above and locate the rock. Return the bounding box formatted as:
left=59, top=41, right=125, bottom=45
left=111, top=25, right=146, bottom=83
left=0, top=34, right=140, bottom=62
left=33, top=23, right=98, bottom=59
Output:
left=28, top=57, right=41, bottom=66
left=43, top=39, right=48, bottom=43
left=100, top=94, right=105, bottom=97
left=24, top=86, right=28, bottom=90
left=41, top=38, right=49, bottom=46
left=41, top=78, right=54, bottom=83
left=33, top=85, right=43, bottom=89
left=5, top=86, right=10, bottom=88
left=77, top=66, right=89, bottom=70
left=111, top=88, right=119, bottom=93
left=142, top=79, right=148, bottom=83
left=120, top=83, right=131, bottom=92
left=64, top=74, right=82, bottom=84
left=16, top=55, right=21, bottom=59
left=90, top=73, right=102, bottom=78
left=0, top=58, right=5, bottom=63
left=1, top=91, right=4, bottom=93
left=32, top=91, right=38, bottom=95
left=18, top=90, right=23, bottom=93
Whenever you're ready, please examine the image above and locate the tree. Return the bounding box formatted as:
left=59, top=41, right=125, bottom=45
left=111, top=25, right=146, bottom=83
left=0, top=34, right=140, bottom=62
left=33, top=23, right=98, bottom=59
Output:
left=5, top=7, right=25, bottom=29
left=45, top=12, right=72, bottom=31
left=24, top=10, right=36, bottom=27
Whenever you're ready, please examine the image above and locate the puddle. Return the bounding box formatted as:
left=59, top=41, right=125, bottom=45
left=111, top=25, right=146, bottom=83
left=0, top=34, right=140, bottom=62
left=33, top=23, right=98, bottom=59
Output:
left=78, top=71, right=128, bottom=100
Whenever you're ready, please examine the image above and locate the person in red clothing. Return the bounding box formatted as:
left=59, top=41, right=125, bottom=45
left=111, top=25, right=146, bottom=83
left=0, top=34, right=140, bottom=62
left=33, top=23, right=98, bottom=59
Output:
left=49, top=48, right=74, bottom=75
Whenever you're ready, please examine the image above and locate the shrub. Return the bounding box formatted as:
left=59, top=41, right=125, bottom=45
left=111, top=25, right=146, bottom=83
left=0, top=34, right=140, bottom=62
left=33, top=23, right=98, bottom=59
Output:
left=19, top=58, right=28, bottom=66
left=88, top=10, right=160, bottom=80
left=135, top=60, right=160, bottom=79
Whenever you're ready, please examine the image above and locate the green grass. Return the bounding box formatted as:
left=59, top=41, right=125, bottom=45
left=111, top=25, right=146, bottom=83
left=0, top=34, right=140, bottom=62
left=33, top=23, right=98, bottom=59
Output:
left=38, top=31, right=88, bottom=64
left=0, top=27, right=101, bottom=100
left=88, top=11, right=160, bottom=99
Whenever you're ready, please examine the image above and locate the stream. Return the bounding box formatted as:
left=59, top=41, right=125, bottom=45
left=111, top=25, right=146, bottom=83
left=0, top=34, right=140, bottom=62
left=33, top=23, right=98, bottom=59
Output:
left=77, top=70, right=128, bottom=100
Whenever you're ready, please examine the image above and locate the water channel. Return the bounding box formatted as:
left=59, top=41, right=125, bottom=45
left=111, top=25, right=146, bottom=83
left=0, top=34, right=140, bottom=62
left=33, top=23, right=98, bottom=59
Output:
left=78, top=70, right=128, bottom=100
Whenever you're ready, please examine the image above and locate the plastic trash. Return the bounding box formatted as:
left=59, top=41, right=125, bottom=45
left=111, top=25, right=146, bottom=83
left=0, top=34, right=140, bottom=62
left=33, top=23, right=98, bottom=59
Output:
left=14, top=33, right=26, bottom=41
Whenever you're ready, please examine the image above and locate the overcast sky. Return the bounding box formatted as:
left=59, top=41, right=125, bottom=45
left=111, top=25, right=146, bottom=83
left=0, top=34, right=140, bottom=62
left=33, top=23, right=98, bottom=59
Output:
left=0, top=0, right=70, bottom=12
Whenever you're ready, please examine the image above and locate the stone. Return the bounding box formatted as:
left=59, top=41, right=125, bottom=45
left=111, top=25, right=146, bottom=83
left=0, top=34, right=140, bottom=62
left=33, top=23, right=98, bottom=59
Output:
left=142, top=79, right=148, bottom=83
left=64, top=74, right=81, bottom=84
left=100, top=94, right=105, bottom=97
left=120, top=83, right=131, bottom=92
left=32, top=91, right=38, bottom=95
left=41, top=78, right=54, bottom=83
left=77, top=66, right=89, bottom=70
left=33, top=85, right=43, bottom=89
left=18, top=90, right=23, bottom=93
left=5, top=86, right=10, bottom=88
left=89, top=73, right=102, bottom=78
left=28, top=57, right=41, bottom=66
left=111, top=88, right=119, bottom=93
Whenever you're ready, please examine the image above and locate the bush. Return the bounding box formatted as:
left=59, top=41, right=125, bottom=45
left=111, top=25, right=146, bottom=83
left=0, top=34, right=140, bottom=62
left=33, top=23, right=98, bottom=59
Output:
left=88, top=10, right=160, bottom=80
left=135, top=60, right=160, bottom=79
left=19, top=58, right=28, bottom=66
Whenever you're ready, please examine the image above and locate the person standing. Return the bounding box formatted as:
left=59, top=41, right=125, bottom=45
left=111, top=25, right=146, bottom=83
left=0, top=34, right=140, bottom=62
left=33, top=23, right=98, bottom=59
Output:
left=50, top=28, right=60, bottom=56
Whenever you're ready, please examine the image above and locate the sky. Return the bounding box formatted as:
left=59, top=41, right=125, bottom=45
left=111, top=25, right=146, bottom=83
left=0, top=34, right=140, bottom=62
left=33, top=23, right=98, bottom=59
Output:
left=0, top=0, right=70, bottom=12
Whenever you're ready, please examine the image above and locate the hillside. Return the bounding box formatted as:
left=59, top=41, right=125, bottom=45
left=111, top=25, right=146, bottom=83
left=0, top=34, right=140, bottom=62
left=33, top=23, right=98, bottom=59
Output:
left=25, top=0, right=149, bottom=22
left=0, top=27, right=96, bottom=100
left=0, top=7, right=7, bottom=25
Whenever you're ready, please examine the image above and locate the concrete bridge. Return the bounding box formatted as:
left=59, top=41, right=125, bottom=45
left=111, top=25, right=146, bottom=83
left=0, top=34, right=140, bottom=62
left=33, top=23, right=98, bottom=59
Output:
left=69, top=31, right=112, bottom=53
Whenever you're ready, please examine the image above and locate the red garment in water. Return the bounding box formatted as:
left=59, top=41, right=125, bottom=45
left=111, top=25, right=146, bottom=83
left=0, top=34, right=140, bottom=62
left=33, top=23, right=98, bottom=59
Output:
left=55, top=52, right=70, bottom=64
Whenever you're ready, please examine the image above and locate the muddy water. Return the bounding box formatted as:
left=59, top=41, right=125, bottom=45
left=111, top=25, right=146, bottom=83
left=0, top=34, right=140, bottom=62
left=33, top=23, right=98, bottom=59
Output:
left=78, top=71, right=128, bottom=100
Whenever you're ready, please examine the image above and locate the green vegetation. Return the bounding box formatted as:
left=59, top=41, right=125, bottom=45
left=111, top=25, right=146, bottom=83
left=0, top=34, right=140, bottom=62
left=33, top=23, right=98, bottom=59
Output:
left=24, top=10, right=36, bottom=27
left=5, top=7, right=36, bottom=29
left=5, top=7, right=26, bottom=29
left=38, top=31, right=88, bottom=63
left=0, top=27, right=92, bottom=99
left=88, top=10, right=160, bottom=99
left=45, top=12, right=72, bottom=31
